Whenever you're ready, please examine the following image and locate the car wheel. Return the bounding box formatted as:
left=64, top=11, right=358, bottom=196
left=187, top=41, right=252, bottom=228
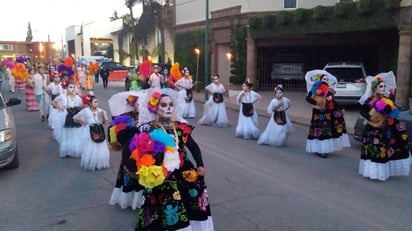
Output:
left=6, top=148, right=19, bottom=169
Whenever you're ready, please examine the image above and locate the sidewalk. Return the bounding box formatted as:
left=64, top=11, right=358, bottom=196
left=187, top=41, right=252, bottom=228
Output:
left=192, top=89, right=358, bottom=134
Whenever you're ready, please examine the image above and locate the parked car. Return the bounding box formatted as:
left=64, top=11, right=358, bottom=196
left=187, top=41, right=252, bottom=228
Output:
left=353, top=109, right=412, bottom=151
left=0, top=93, right=21, bottom=169
left=323, top=62, right=367, bottom=104
left=99, top=61, right=129, bottom=71
left=271, top=63, right=304, bottom=80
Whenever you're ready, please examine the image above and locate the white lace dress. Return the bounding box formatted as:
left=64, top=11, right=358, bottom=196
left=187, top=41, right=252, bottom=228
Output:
left=176, top=77, right=196, bottom=118
left=52, top=93, right=84, bottom=157
left=235, top=90, right=261, bottom=139
left=197, top=83, right=229, bottom=127
left=257, top=97, right=293, bottom=147
left=47, top=83, right=64, bottom=129
left=73, top=107, right=110, bottom=171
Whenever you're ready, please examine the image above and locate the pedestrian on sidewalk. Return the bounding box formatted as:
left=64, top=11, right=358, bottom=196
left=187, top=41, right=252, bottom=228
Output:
left=100, top=65, right=110, bottom=89
left=305, top=73, right=350, bottom=158
left=235, top=79, right=261, bottom=139
left=257, top=84, right=292, bottom=147
left=198, top=74, right=229, bottom=127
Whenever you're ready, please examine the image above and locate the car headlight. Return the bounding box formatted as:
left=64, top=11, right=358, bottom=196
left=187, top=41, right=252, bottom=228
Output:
left=0, top=129, right=13, bottom=143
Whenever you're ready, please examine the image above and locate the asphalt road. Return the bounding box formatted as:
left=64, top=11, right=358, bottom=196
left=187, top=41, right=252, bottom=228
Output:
left=0, top=82, right=411, bottom=231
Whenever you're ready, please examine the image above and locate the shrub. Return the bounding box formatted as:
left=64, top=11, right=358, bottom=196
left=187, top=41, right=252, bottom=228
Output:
left=277, top=11, right=291, bottom=25
left=313, top=6, right=328, bottom=21
left=356, top=0, right=373, bottom=15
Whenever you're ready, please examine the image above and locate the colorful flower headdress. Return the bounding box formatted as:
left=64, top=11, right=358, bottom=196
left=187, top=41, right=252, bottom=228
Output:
left=137, top=88, right=185, bottom=125
left=108, top=115, right=135, bottom=148
left=310, top=73, right=323, bottom=82
left=82, top=92, right=94, bottom=105
left=274, top=84, right=283, bottom=92
left=371, top=76, right=384, bottom=89
left=147, top=91, right=161, bottom=113
left=127, top=95, right=138, bottom=107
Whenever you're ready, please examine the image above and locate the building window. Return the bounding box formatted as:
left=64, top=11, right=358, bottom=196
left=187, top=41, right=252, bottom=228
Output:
left=284, top=0, right=297, bottom=9
left=0, top=44, right=14, bottom=51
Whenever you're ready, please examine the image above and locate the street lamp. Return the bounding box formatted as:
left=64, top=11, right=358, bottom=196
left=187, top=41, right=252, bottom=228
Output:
left=194, top=48, right=200, bottom=92
left=226, top=52, right=232, bottom=102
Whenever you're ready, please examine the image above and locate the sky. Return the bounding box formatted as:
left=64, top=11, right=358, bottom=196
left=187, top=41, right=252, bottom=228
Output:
left=0, top=0, right=137, bottom=43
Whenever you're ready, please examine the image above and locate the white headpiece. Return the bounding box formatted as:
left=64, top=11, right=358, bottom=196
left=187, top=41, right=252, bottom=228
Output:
left=137, top=88, right=187, bottom=125
left=358, top=71, right=396, bottom=105
left=304, top=69, right=337, bottom=93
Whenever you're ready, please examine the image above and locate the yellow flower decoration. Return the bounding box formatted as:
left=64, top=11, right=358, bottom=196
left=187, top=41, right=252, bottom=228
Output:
left=380, top=147, right=387, bottom=158
left=402, top=134, right=407, bottom=140
left=182, top=169, right=198, bottom=182
left=173, top=191, right=182, bottom=201
left=138, top=165, right=166, bottom=188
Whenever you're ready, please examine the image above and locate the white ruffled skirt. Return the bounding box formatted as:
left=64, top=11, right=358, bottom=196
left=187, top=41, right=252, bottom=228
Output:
left=305, top=134, right=351, bottom=155
left=198, top=97, right=229, bottom=127
left=359, top=155, right=412, bottom=181
left=257, top=113, right=293, bottom=147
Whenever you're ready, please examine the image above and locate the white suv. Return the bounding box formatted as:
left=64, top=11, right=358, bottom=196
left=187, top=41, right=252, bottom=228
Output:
left=323, top=62, right=367, bottom=104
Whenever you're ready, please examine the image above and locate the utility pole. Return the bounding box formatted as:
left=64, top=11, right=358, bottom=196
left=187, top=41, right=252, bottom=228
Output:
left=204, top=0, right=209, bottom=100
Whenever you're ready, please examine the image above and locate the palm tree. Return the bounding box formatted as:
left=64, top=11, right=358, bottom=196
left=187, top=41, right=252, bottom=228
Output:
left=135, top=0, right=174, bottom=63
left=125, top=0, right=139, bottom=65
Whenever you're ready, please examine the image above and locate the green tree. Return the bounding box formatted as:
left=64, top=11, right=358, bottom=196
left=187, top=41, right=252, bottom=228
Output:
left=229, top=20, right=247, bottom=85
left=26, top=22, right=33, bottom=42
left=135, top=0, right=174, bottom=63
left=125, top=0, right=139, bottom=65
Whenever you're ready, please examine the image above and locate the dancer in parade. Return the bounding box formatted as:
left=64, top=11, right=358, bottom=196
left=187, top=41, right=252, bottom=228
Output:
left=51, top=81, right=84, bottom=157
left=124, top=88, right=214, bottom=230
left=148, top=64, right=163, bottom=89
left=33, top=65, right=50, bottom=122
left=304, top=72, right=350, bottom=158
left=24, top=68, right=39, bottom=111
left=235, top=79, right=262, bottom=139
left=198, top=74, right=229, bottom=127
left=358, top=72, right=411, bottom=181
left=108, top=91, right=143, bottom=210
left=45, top=72, right=64, bottom=129
left=73, top=94, right=110, bottom=171
left=175, top=68, right=196, bottom=118
left=257, top=84, right=292, bottom=147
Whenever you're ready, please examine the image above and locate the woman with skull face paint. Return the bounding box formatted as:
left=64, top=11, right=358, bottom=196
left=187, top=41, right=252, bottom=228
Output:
left=358, top=76, right=411, bottom=181
left=45, top=72, right=64, bottom=129
left=73, top=94, right=110, bottom=171
left=175, top=68, right=196, bottom=118
left=197, top=74, right=229, bottom=127
left=118, top=89, right=214, bottom=230
left=305, top=74, right=350, bottom=158
left=51, top=81, right=84, bottom=157
left=235, top=79, right=262, bottom=139
left=257, top=84, right=292, bottom=147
